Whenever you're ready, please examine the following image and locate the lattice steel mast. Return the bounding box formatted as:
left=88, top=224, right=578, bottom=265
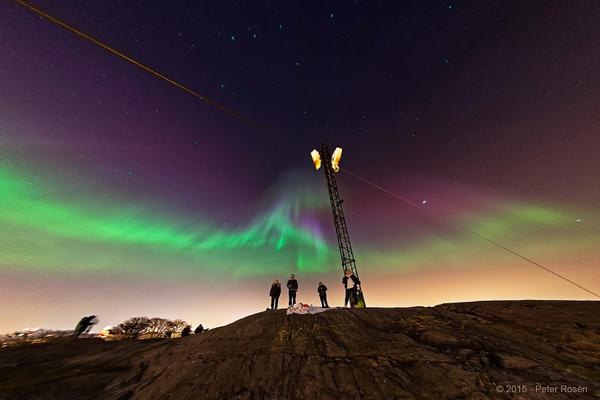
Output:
left=310, top=145, right=365, bottom=307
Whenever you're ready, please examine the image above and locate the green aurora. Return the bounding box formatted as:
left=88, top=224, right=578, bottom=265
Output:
left=1, top=164, right=596, bottom=279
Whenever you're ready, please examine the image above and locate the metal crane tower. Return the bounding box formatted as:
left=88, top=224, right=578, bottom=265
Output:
left=310, top=144, right=365, bottom=307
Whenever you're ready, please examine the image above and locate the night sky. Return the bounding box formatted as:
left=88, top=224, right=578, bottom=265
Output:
left=1, top=1, right=599, bottom=332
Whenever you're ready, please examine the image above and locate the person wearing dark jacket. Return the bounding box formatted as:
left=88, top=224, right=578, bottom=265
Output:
left=317, top=282, right=329, bottom=308
left=269, top=280, right=281, bottom=309
left=287, top=274, right=298, bottom=306
left=342, top=269, right=360, bottom=308
left=72, top=315, right=97, bottom=339
left=181, top=325, right=192, bottom=337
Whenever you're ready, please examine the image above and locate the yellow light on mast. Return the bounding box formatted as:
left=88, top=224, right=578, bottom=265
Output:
left=331, top=147, right=343, bottom=173
left=310, top=149, right=322, bottom=170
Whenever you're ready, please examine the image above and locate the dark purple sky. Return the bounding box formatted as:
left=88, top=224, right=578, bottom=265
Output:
left=3, top=1, right=598, bottom=204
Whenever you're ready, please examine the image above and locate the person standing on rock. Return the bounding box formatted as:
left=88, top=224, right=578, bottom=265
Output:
left=287, top=274, right=298, bottom=306
left=71, top=315, right=98, bottom=339
left=343, top=269, right=360, bottom=308
left=269, top=280, right=281, bottom=309
left=181, top=325, right=192, bottom=337
left=317, top=282, right=329, bottom=308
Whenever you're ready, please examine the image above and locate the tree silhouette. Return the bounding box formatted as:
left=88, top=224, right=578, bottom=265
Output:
left=147, top=318, right=171, bottom=338
left=116, top=317, right=189, bottom=339
left=170, top=319, right=188, bottom=334
left=118, top=317, right=151, bottom=339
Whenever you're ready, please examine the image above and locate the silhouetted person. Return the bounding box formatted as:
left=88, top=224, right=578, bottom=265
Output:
left=72, top=315, right=98, bottom=339
left=287, top=274, right=298, bottom=306
left=194, top=324, right=204, bottom=334
left=86, top=316, right=99, bottom=332
left=343, top=269, right=360, bottom=308
left=269, top=280, right=281, bottom=309
left=317, top=282, right=329, bottom=308
left=181, top=325, right=191, bottom=337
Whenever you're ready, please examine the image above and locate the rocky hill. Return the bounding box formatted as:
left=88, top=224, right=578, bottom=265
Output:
left=1, top=301, right=599, bottom=399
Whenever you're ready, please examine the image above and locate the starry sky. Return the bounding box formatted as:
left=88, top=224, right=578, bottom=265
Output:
left=1, top=1, right=599, bottom=332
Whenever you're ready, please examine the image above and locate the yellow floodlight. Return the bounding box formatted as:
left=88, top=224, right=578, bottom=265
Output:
left=310, top=149, right=322, bottom=170
left=331, top=147, right=343, bottom=172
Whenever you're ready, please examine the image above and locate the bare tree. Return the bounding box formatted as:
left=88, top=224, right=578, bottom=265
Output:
left=118, top=317, right=151, bottom=339
left=147, top=318, right=171, bottom=338
left=170, top=319, right=188, bottom=334
left=116, top=317, right=189, bottom=340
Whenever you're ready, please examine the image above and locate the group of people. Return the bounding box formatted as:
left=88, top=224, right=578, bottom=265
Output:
left=180, top=324, right=207, bottom=337
left=269, top=269, right=361, bottom=309
left=72, top=272, right=361, bottom=341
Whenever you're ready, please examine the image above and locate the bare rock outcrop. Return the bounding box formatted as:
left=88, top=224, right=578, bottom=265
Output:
left=1, top=301, right=599, bottom=399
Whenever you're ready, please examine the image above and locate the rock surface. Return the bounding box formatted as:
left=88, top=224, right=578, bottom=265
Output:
left=1, top=301, right=599, bottom=399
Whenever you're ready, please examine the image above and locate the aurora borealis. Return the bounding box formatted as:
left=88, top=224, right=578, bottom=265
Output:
left=1, top=1, right=599, bottom=332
